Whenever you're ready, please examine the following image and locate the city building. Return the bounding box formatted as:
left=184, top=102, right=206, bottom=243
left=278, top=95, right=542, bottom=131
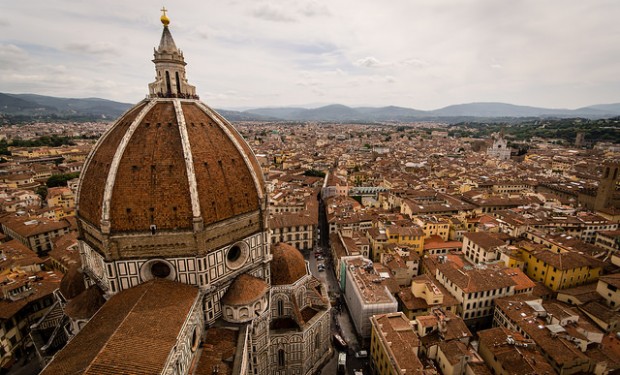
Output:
left=462, top=232, right=507, bottom=265
left=340, top=256, right=398, bottom=339
left=486, top=133, right=511, bottom=161
left=0, top=240, right=59, bottom=367
left=477, top=326, right=556, bottom=375
left=413, top=309, right=472, bottom=362
left=398, top=274, right=459, bottom=318
left=493, top=295, right=610, bottom=374
left=0, top=216, right=73, bottom=256
left=369, top=312, right=425, bottom=375
left=423, top=254, right=521, bottom=327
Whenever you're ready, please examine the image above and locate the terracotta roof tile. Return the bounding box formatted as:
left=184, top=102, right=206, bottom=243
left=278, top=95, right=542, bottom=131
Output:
left=78, top=100, right=264, bottom=233
left=41, top=279, right=199, bottom=375
left=270, top=242, right=307, bottom=285
left=221, top=273, right=268, bottom=306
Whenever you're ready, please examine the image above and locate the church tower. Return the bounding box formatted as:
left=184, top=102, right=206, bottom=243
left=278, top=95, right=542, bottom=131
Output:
left=595, top=161, right=619, bottom=211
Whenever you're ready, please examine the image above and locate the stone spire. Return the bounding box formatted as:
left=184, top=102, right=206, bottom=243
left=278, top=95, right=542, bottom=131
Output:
left=148, top=8, right=197, bottom=98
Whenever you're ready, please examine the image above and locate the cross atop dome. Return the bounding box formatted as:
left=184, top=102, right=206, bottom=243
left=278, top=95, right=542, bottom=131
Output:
left=148, top=8, right=198, bottom=99
left=160, top=6, right=170, bottom=26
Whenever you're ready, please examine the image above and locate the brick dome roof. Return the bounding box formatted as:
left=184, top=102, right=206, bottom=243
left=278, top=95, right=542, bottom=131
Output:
left=64, top=285, right=106, bottom=320
left=270, top=243, right=307, bottom=285
left=221, top=273, right=269, bottom=306
left=77, top=99, right=265, bottom=233
left=59, top=265, right=85, bottom=300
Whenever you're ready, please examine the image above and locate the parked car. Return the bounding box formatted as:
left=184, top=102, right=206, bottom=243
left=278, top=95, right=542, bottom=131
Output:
left=337, top=352, right=347, bottom=374
left=333, top=334, right=348, bottom=349
left=354, top=350, right=368, bottom=358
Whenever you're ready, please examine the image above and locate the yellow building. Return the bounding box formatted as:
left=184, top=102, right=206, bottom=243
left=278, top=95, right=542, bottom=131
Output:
left=367, top=224, right=425, bottom=261
left=524, top=249, right=602, bottom=291
left=414, top=216, right=451, bottom=241
left=398, top=275, right=459, bottom=318
left=46, top=187, right=76, bottom=210
left=369, top=312, right=423, bottom=375
left=50, top=206, right=76, bottom=220
left=597, top=274, right=620, bottom=309
left=385, top=225, right=425, bottom=256
left=498, top=246, right=526, bottom=269
left=9, top=147, right=52, bottom=158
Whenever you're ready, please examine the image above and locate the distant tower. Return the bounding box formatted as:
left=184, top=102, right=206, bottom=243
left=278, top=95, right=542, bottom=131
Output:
left=575, top=132, right=585, bottom=148
left=595, top=161, right=619, bottom=210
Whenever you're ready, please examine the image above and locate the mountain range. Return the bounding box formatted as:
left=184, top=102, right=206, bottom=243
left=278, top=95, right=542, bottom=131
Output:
left=0, top=93, right=132, bottom=119
left=1, top=92, right=620, bottom=123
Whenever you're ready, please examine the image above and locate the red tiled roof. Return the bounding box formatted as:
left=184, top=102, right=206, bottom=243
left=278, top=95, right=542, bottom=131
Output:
left=41, top=279, right=199, bottom=375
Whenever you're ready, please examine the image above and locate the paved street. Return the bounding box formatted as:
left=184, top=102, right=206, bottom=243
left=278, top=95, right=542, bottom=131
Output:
left=306, top=246, right=370, bottom=375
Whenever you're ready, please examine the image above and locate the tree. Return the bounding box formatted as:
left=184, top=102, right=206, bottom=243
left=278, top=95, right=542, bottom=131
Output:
left=36, top=186, right=48, bottom=200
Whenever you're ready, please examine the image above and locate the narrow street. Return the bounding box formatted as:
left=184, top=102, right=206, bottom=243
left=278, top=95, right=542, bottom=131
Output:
left=310, top=199, right=371, bottom=374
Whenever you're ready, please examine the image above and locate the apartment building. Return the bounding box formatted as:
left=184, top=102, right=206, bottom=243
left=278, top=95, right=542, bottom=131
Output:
left=1, top=216, right=73, bottom=256
left=369, top=312, right=425, bottom=375
left=340, top=256, right=398, bottom=338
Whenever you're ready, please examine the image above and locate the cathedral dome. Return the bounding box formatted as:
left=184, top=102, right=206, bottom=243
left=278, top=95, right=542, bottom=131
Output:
left=221, top=273, right=268, bottom=306
left=270, top=243, right=307, bottom=285
left=221, top=273, right=269, bottom=323
left=76, top=18, right=265, bottom=236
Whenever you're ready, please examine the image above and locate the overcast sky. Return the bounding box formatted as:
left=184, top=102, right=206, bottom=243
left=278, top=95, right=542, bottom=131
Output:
left=1, top=1, right=619, bottom=110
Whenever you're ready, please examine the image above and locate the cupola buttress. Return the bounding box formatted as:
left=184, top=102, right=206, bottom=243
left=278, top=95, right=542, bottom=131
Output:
left=148, top=7, right=197, bottom=98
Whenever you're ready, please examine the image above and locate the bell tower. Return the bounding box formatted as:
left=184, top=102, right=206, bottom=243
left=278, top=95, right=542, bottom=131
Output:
left=595, top=161, right=619, bottom=211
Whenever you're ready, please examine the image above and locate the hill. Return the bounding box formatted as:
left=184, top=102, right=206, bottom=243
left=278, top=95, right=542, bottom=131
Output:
left=2, top=93, right=620, bottom=123
left=0, top=93, right=132, bottom=120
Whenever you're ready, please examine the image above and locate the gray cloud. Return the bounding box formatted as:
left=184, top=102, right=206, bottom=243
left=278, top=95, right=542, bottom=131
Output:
left=65, top=42, right=118, bottom=56
left=355, top=57, right=429, bottom=70
left=252, top=3, right=296, bottom=22
left=0, top=43, right=28, bottom=61
left=355, top=56, right=382, bottom=68
left=1, top=0, right=619, bottom=109
left=299, top=1, right=331, bottom=17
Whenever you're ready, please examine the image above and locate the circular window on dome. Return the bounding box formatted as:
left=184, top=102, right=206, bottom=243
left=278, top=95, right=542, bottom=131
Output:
left=191, top=327, right=200, bottom=352
left=140, top=259, right=176, bottom=282
left=151, top=261, right=171, bottom=278
left=225, top=242, right=249, bottom=270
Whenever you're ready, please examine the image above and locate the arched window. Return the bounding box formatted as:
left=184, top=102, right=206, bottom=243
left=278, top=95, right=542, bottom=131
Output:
left=277, top=299, right=284, bottom=316
left=278, top=349, right=285, bottom=367
left=165, top=71, right=171, bottom=95
left=175, top=71, right=181, bottom=94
